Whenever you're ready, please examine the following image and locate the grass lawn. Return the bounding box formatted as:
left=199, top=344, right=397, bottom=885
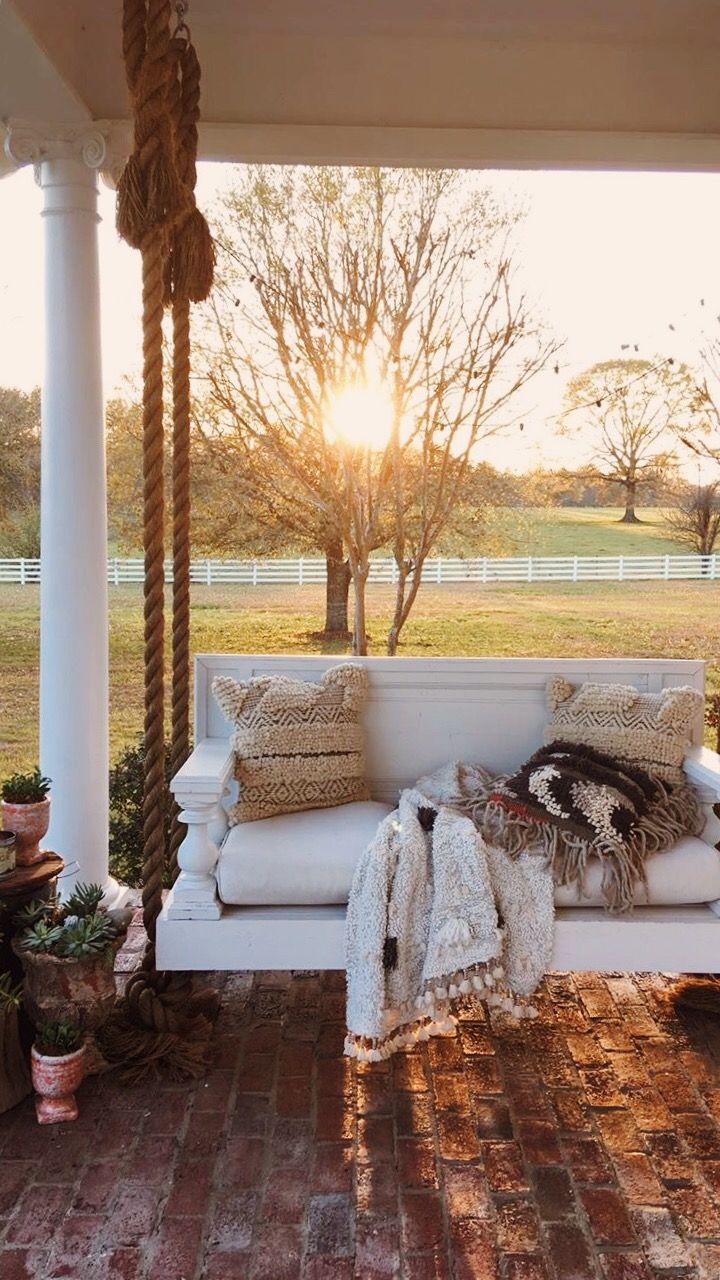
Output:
left=528, top=507, right=681, bottom=558
left=1, top=577, right=718, bottom=776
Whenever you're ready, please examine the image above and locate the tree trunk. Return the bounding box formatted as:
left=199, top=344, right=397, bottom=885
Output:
left=620, top=480, right=640, bottom=523
left=323, top=541, right=352, bottom=637
left=351, top=568, right=369, bottom=656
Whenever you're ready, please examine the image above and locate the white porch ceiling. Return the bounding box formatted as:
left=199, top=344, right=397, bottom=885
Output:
left=4, top=1, right=720, bottom=169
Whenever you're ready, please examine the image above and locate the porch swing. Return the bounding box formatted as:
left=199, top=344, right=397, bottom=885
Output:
left=119, top=1, right=720, bottom=996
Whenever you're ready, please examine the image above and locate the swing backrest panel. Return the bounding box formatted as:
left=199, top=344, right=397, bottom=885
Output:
left=195, top=654, right=705, bottom=806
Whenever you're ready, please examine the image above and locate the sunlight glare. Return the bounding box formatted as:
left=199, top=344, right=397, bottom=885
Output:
left=324, top=377, right=394, bottom=450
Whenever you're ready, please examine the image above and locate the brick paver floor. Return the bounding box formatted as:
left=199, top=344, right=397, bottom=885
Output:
left=2, top=963, right=720, bottom=1279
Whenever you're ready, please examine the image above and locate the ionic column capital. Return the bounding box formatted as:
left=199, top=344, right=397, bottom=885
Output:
left=3, top=118, right=130, bottom=187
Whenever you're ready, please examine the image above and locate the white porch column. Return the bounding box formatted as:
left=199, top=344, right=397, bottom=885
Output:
left=4, top=122, right=128, bottom=903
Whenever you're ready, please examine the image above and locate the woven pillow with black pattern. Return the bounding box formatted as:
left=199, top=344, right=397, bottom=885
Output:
left=483, top=741, right=702, bottom=912
left=212, top=664, right=370, bottom=824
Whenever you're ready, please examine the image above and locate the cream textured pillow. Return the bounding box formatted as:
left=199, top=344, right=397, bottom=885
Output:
left=212, top=664, right=370, bottom=824
left=545, top=677, right=703, bottom=781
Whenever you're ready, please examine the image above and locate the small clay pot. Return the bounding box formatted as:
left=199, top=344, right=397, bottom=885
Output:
left=2, top=799, right=50, bottom=865
left=0, top=830, right=16, bottom=875
left=31, top=1042, right=85, bottom=1124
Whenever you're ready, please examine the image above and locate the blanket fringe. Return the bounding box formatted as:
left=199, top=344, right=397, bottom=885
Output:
left=344, top=960, right=538, bottom=1062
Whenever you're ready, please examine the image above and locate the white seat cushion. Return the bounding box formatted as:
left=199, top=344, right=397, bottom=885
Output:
left=554, top=836, right=720, bottom=907
left=217, top=800, right=394, bottom=906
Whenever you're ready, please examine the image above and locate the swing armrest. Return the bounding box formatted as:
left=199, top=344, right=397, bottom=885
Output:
left=166, top=740, right=235, bottom=921
left=684, top=747, right=720, bottom=798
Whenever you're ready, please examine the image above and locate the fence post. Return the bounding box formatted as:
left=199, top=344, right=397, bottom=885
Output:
left=206, top=559, right=212, bottom=586
left=482, top=558, right=487, bottom=584
left=712, top=555, right=718, bottom=581
left=664, top=556, right=670, bottom=580
left=436, top=557, right=442, bottom=584
left=253, top=561, right=258, bottom=587
left=618, top=556, right=624, bottom=582
left=527, top=557, right=533, bottom=583
left=19, top=558, right=26, bottom=586
left=298, top=558, right=304, bottom=586
left=572, top=557, right=578, bottom=582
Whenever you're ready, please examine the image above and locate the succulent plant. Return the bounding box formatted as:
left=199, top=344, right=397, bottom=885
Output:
left=35, top=1019, right=83, bottom=1057
left=55, top=913, right=118, bottom=958
left=20, top=920, right=64, bottom=953
left=0, top=972, right=22, bottom=1012
left=1, top=769, right=51, bottom=804
left=11, top=898, right=52, bottom=932
left=62, top=882, right=104, bottom=919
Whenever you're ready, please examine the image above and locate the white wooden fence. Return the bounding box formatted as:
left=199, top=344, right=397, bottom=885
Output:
left=1, top=553, right=720, bottom=586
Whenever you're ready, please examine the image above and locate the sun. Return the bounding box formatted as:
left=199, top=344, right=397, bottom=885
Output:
left=324, top=379, right=395, bottom=450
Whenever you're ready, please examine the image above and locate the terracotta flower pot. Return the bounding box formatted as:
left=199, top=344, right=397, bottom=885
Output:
left=1, top=799, right=50, bottom=865
left=0, top=831, right=16, bottom=876
left=31, top=1042, right=85, bottom=1124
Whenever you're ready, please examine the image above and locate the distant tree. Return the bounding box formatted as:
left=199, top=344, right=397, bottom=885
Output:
left=0, top=387, right=40, bottom=552
left=664, top=481, right=720, bottom=556
left=201, top=166, right=556, bottom=654
left=560, top=359, right=705, bottom=523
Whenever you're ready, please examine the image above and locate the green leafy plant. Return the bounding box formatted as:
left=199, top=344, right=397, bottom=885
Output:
left=11, top=898, right=52, bottom=932
left=109, top=738, right=174, bottom=888
left=17, top=881, right=124, bottom=960
left=63, top=883, right=104, bottom=918
left=1, top=768, right=51, bottom=804
left=35, top=1019, right=82, bottom=1057
left=20, top=920, right=64, bottom=952
left=0, top=972, right=22, bottom=1013
left=55, top=913, right=117, bottom=958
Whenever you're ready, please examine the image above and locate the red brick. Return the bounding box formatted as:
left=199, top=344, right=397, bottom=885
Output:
left=208, top=1191, right=257, bottom=1251
left=203, top=1249, right=251, bottom=1280
left=403, top=1249, right=451, bottom=1279
left=442, top=1164, right=492, bottom=1220
left=271, top=1118, right=313, bottom=1166
left=579, top=1187, right=636, bottom=1247
left=262, top=1168, right=308, bottom=1223
left=632, top=1206, right=692, bottom=1271
left=395, top=1091, right=434, bottom=1137
left=317, top=1099, right=354, bottom=1143
left=465, top=1057, right=503, bottom=1095
left=236, top=1052, right=276, bottom=1093
left=611, top=1152, right=665, bottom=1206
left=147, top=1216, right=204, bottom=1280
left=594, top=1110, right=645, bottom=1154
left=562, top=1136, right=612, bottom=1185
left=495, top=1200, right=540, bottom=1252
left=483, top=1142, right=529, bottom=1194
left=437, top=1113, right=481, bottom=1162
left=450, top=1218, right=500, bottom=1280
left=358, top=1116, right=394, bottom=1163
left=354, top=1218, right=400, bottom=1277
left=277, top=1041, right=314, bottom=1077
left=669, top=1184, right=720, bottom=1239
left=544, top=1223, right=596, bottom=1280
left=550, top=1089, right=591, bottom=1133
left=302, top=1259, right=353, bottom=1280
left=311, top=1143, right=353, bottom=1193
left=398, top=1138, right=438, bottom=1188
left=401, top=1191, right=446, bottom=1251
left=275, top=1076, right=312, bottom=1118
left=533, top=1165, right=575, bottom=1221
left=517, top=1119, right=563, bottom=1166
left=5, top=1186, right=73, bottom=1246
left=307, top=1193, right=353, bottom=1257
left=316, top=1057, right=353, bottom=1098
left=392, top=1054, right=428, bottom=1092
left=0, top=1164, right=37, bottom=1216
left=0, top=1249, right=51, bottom=1280
left=427, top=1036, right=464, bottom=1070
left=504, top=1259, right=552, bottom=1280
left=248, top=1225, right=302, bottom=1280
left=460, top=1023, right=495, bottom=1055
left=222, top=1136, right=265, bottom=1187
left=357, top=1072, right=394, bottom=1116
left=475, top=1099, right=513, bottom=1139
left=356, top=1162, right=398, bottom=1217
left=600, top=1257, right=653, bottom=1280
left=432, top=1072, right=471, bottom=1114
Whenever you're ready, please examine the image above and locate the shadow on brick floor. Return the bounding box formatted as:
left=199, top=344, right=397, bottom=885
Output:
left=2, top=911, right=720, bottom=1279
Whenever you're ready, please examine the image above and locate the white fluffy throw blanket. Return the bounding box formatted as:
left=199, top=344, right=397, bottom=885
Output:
left=345, top=763, right=555, bottom=1062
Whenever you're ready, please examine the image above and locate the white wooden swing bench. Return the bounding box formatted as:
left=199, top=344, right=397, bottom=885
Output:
left=157, top=655, right=720, bottom=975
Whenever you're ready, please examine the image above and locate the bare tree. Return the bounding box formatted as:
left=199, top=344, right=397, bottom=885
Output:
left=665, top=480, right=720, bottom=556
left=560, top=359, right=705, bottom=523
left=199, top=166, right=555, bottom=653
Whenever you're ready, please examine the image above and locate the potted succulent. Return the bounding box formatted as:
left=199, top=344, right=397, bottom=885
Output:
left=12, top=882, right=131, bottom=1071
left=31, top=1018, right=85, bottom=1123
left=1, top=769, right=51, bottom=865
left=0, top=972, right=31, bottom=1113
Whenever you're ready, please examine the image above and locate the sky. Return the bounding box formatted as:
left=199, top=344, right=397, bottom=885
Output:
left=1, top=163, right=719, bottom=480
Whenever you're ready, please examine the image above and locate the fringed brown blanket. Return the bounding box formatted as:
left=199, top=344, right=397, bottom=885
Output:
left=483, top=741, right=703, bottom=913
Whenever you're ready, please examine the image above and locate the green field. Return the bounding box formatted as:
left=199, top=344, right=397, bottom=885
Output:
left=522, top=507, right=681, bottom=558
left=1, top=574, right=718, bottom=776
